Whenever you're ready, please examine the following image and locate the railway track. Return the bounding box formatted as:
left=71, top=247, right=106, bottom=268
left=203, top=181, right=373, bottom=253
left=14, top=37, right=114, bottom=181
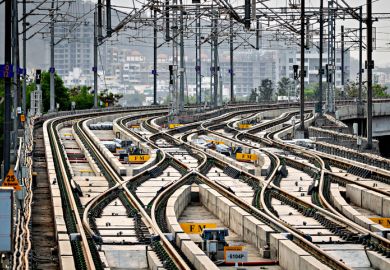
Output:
left=143, top=111, right=351, bottom=269
left=187, top=109, right=390, bottom=269
left=35, top=103, right=390, bottom=270
left=43, top=107, right=198, bottom=269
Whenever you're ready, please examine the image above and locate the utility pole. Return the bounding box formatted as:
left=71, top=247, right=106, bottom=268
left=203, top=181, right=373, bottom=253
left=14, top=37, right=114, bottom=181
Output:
left=212, top=11, right=219, bottom=108
left=22, top=0, right=27, bottom=115
left=327, top=0, right=335, bottom=113
left=318, top=0, right=324, bottom=116
left=230, top=16, right=234, bottom=103
left=299, top=0, right=305, bottom=132
left=153, top=8, right=158, bottom=105
left=171, top=0, right=179, bottom=116
left=195, top=4, right=201, bottom=104
left=106, top=0, right=112, bottom=37
left=49, top=3, right=55, bottom=112
left=210, top=44, right=213, bottom=104
left=179, top=1, right=185, bottom=110
left=358, top=6, right=363, bottom=104
left=366, top=0, right=373, bottom=149
left=165, top=0, right=170, bottom=41
left=341, top=25, right=345, bottom=97
left=93, top=10, right=98, bottom=108
left=3, top=0, right=12, bottom=180
left=12, top=0, right=20, bottom=138
left=97, top=0, right=103, bottom=41
left=256, top=17, right=260, bottom=50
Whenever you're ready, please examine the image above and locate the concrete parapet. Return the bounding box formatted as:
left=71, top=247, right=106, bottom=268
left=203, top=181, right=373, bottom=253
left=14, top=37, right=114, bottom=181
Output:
left=300, top=255, right=332, bottom=270
left=181, top=241, right=218, bottom=270
left=383, top=197, right=390, bottom=217
left=243, top=215, right=263, bottom=248
left=216, top=197, right=235, bottom=227
left=346, top=184, right=364, bottom=207
left=229, top=206, right=251, bottom=236
left=279, top=240, right=310, bottom=270
left=269, top=232, right=287, bottom=259
left=367, top=250, right=390, bottom=270
left=257, top=224, right=275, bottom=251
left=175, top=232, right=192, bottom=249
left=147, top=250, right=166, bottom=270
left=362, top=189, right=385, bottom=216
left=165, top=185, right=192, bottom=234
left=199, top=184, right=222, bottom=214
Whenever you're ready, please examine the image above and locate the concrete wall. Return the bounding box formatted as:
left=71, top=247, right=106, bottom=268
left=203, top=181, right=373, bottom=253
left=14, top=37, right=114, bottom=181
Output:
left=199, top=184, right=331, bottom=269
left=332, top=184, right=390, bottom=236
left=165, top=185, right=219, bottom=270
left=336, top=103, right=390, bottom=136
left=346, top=184, right=388, bottom=217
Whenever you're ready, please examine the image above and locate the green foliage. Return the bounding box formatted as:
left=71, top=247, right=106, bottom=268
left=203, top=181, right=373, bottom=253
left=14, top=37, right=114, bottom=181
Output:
left=304, top=88, right=316, bottom=100
left=69, top=86, right=94, bottom=110
left=99, top=89, right=123, bottom=107
left=258, top=79, right=274, bottom=101
left=304, top=82, right=327, bottom=101
left=277, top=77, right=292, bottom=96
left=345, top=81, right=365, bottom=98
left=26, top=81, right=35, bottom=109
left=373, top=84, right=389, bottom=98
left=40, top=71, right=70, bottom=112
left=184, top=95, right=196, bottom=105
left=344, top=82, right=388, bottom=99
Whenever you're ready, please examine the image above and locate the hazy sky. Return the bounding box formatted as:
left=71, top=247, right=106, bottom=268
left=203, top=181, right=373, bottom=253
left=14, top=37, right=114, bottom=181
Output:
left=1, top=1, right=389, bottom=68
left=91, top=0, right=390, bottom=67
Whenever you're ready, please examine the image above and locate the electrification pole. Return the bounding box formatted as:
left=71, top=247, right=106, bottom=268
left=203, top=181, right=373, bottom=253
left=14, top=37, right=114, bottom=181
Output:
left=97, top=0, right=103, bottom=40
left=153, top=8, right=158, bottom=105
left=327, top=0, right=336, bottom=113
left=93, top=10, right=98, bottom=108
left=195, top=4, right=201, bottom=104
left=213, top=11, right=218, bottom=108
left=366, top=0, right=373, bottom=149
left=49, top=5, right=55, bottom=112
left=299, top=0, right=305, bottom=131
left=256, top=17, right=260, bottom=50
left=318, top=0, right=324, bottom=115
left=3, top=0, right=12, bottom=180
left=358, top=6, right=363, bottom=104
left=22, top=0, right=27, bottom=115
left=179, top=1, right=185, bottom=111
left=172, top=0, right=178, bottom=115
left=341, top=25, right=345, bottom=97
left=230, top=16, right=234, bottom=103
left=12, top=0, right=20, bottom=136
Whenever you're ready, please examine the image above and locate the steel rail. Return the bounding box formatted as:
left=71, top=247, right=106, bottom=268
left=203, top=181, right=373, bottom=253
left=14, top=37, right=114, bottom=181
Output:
left=47, top=117, right=96, bottom=270
left=145, top=111, right=355, bottom=270
left=75, top=115, right=192, bottom=270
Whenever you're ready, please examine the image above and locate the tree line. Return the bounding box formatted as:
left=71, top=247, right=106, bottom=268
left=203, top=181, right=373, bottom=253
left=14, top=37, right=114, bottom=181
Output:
left=248, top=77, right=389, bottom=102
left=25, top=71, right=123, bottom=112
left=0, top=72, right=122, bottom=161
